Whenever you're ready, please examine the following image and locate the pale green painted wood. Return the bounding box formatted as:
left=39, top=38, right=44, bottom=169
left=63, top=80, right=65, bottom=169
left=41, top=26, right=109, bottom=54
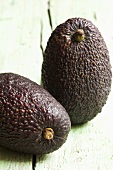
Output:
left=0, top=0, right=50, bottom=84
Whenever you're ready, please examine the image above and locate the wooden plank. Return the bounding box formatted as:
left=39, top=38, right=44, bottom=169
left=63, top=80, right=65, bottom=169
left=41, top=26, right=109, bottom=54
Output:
left=35, top=0, right=113, bottom=170
left=49, top=0, right=113, bottom=31
left=0, top=0, right=50, bottom=84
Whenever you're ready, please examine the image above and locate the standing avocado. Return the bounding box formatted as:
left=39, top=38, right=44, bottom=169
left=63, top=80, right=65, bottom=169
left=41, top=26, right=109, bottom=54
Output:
left=0, top=73, right=71, bottom=154
left=41, top=17, right=112, bottom=125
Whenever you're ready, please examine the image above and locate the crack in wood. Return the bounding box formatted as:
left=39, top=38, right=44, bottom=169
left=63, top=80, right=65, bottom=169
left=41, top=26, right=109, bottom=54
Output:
left=47, top=0, right=53, bottom=30
left=32, top=155, right=36, bottom=170
left=40, top=20, right=44, bottom=55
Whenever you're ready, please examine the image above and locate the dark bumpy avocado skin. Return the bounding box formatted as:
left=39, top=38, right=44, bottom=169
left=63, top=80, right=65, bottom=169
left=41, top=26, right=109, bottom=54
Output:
left=0, top=73, right=71, bottom=154
left=41, top=18, right=112, bottom=125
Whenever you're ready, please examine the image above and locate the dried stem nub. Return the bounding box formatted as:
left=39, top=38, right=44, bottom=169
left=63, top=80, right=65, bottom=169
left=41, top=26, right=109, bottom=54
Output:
left=73, top=29, right=85, bottom=42
left=43, top=128, right=54, bottom=140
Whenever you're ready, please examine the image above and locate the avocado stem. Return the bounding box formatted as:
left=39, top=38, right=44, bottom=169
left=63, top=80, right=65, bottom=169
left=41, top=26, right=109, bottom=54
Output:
left=73, top=29, right=85, bottom=42
left=43, top=128, right=54, bottom=140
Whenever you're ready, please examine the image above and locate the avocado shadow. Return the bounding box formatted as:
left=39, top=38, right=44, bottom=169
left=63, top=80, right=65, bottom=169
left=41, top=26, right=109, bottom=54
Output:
left=36, top=154, right=49, bottom=162
left=0, top=146, right=32, bottom=163
left=0, top=145, right=49, bottom=164
left=71, top=121, right=89, bottom=129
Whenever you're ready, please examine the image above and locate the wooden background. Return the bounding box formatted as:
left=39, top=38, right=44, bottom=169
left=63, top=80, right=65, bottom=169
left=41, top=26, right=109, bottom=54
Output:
left=0, top=0, right=113, bottom=170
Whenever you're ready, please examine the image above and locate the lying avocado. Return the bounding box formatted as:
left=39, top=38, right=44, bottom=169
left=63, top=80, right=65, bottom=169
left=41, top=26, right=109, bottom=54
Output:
left=41, top=17, right=112, bottom=125
left=0, top=73, right=71, bottom=154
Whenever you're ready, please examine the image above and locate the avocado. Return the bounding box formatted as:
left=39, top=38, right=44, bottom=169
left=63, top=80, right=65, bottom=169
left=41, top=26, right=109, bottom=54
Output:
left=41, top=17, right=112, bottom=125
left=0, top=73, right=71, bottom=154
